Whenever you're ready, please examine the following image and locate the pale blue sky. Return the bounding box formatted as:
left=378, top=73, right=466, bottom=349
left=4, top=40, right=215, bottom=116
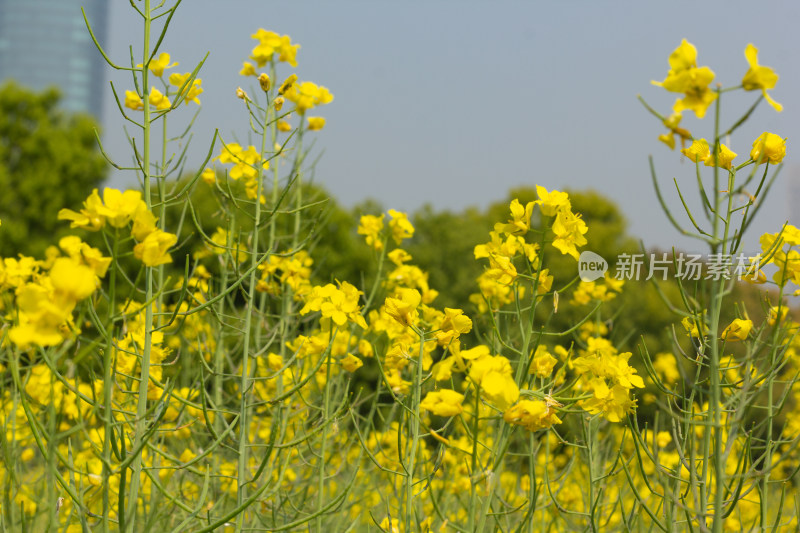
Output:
left=100, top=1, right=800, bottom=252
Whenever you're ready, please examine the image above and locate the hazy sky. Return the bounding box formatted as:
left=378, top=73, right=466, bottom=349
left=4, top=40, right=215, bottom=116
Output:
left=100, top=0, right=800, bottom=253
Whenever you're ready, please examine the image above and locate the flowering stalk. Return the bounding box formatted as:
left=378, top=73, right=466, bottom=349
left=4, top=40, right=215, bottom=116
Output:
left=315, top=328, right=339, bottom=532
left=101, top=229, right=119, bottom=533
left=234, top=77, right=272, bottom=533
left=212, top=218, right=233, bottom=477
left=641, top=39, right=792, bottom=531
left=125, top=1, right=155, bottom=529
left=405, top=326, right=426, bottom=532
left=707, top=88, right=726, bottom=533
left=291, top=126, right=305, bottom=251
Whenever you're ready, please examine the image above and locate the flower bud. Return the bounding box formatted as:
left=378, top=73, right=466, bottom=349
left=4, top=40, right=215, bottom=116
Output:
left=273, top=96, right=284, bottom=111
left=278, top=74, right=297, bottom=95
left=258, top=73, right=271, bottom=92
left=236, top=87, right=249, bottom=100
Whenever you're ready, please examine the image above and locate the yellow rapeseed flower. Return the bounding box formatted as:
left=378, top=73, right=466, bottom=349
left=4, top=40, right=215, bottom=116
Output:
left=201, top=167, right=216, bottom=185
left=653, top=353, right=680, bottom=384
left=530, top=346, right=558, bottom=377
left=469, top=354, right=519, bottom=409
left=388, top=209, right=414, bottom=244
left=535, top=186, right=571, bottom=216
left=504, top=399, right=561, bottom=431
left=742, top=43, right=782, bottom=112
left=96, top=188, right=146, bottom=228
left=339, top=353, right=363, bottom=373
left=49, top=257, right=97, bottom=302
left=299, top=282, right=368, bottom=329
left=681, top=138, right=710, bottom=163
left=434, top=307, right=472, bottom=346
left=218, top=143, right=263, bottom=181
left=658, top=112, right=692, bottom=150
left=124, top=90, right=144, bottom=111
left=58, top=236, right=111, bottom=278
left=141, top=52, right=178, bottom=77
left=148, top=87, right=171, bottom=110
left=58, top=189, right=106, bottom=231
left=721, top=318, right=753, bottom=342
left=750, top=132, right=786, bottom=164
left=551, top=208, right=588, bottom=260
left=133, top=229, right=178, bottom=266
left=285, top=81, right=333, bottom=114
left=131, top=209, right=157, bottom=241
left=240, top=61, right=256, bottom=76
left=497, top=199, right=535, bottom=236
left=681, top=315, right=706, bottom=338
left=384, top=288, right=421, bottom=327
left=169, top=72, right=203, bottom=105
left=652, top=39, right=717, bottom=119
left=357, top=214, right=385, bottom=250
left=681, top=139, right=737, bottom=169
left=420, top=389, right=465, bottom=417
left=250, top=29, right=299, bottom=68
left=307, top=117, right=326, bottom=131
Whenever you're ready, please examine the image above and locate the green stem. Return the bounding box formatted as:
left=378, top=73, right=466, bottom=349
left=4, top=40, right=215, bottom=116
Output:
left=468, top=382, right=481, bottom=532
left=212, top=217, right=233, bottom=486
left=291, top=125, right=305, bottom=250
left=269, top=62, right=279, bottom=251
left=126, top=1, right=154, bottom=529
left=102, top=229, right=119, bottom=533
left=234, top=81, right=271, bottom=532
left=315, top=328, right=339, bottom=532
left=405, top=328, right=426, bottom=532
left=46, top=369, right=56, bottom=530
left=475, top=424, right=512, bottom=532
left=709, top=88, right=724, bottom=533
left=762, top=283, right=786, bottom=527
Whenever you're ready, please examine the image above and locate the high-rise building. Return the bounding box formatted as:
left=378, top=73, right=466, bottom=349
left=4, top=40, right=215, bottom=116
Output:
left=0, top=0, right=109, bottom=119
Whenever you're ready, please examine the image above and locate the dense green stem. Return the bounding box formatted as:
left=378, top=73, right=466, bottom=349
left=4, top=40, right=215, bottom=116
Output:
left=405, top=328, right=426, bottom=532
left=234, top=82, right=272, bottom=532
left=102, top=230, right=119, bottom=532
left=315, top=328, right=339, bottom=532
left=709, top=88, right=724, bottom=533
left=126, top=1, right=154, bottom=529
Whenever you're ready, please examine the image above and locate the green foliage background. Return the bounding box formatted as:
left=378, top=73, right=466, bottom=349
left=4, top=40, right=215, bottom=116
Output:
left=0, top=85, right=781, bottom=373
left=0, top=83, right=107, bottom=257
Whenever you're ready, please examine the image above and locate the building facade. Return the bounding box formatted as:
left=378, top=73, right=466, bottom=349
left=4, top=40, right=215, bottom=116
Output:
left=0, top=0, right=108, bottom=118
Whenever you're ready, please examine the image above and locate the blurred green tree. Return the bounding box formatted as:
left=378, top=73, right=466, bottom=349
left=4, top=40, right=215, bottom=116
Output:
left=0, top=82, right=108, bottom=257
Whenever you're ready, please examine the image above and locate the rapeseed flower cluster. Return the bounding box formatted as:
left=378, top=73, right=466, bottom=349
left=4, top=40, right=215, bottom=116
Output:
left=58, top=188, right=177, bottom=267
left=124, top=53, right=203, bottom=111
left=572, top=337, right=644, bottom=422
left=249, top=29, right=299, bottom=68
left=5, top=16, right=799, bottom=532
left=300, top=281, right=368, bottom=329
left=652, top=39, right=717, bottom=118
left=758, top=224, right=800, bottom=290
left=8, top=237, right=106, bottom=347
left=216, top=142, right=270, bottom=203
